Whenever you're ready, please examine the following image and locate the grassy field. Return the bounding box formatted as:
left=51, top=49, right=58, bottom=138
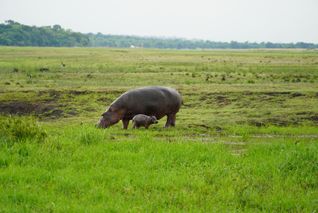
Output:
left=0, top=47, right=318, bottom=212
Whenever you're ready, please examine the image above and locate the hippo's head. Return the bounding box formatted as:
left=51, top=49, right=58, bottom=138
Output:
left=150, top=116, right=158, bottom=124
left=96, top=108, right=122, bottom=128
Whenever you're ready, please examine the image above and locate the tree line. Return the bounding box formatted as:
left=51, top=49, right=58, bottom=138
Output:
left=1, top=20, right=317, bottom=49
left=0, top=20, right=89, bottom=47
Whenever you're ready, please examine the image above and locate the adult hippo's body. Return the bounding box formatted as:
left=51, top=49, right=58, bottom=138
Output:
left=97, top=86, right=182, bottom=129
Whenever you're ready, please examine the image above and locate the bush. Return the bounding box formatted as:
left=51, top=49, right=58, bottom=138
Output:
left=0, top=116, right=47, bottom=144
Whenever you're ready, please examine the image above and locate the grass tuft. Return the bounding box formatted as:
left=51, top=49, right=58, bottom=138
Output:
left=78, top=125, right=105, bottom=145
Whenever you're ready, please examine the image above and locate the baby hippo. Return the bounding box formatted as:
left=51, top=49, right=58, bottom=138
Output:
left=132, top=114, right=158, bottom=129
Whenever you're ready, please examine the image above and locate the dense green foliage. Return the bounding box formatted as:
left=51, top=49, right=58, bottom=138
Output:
left=0, top=20, right=89, bottom=46
left=1, top=20, right=318, bottom=49
left=0, top=47, right=317, bottom=211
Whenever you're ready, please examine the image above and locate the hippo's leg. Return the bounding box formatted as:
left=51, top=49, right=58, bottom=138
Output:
left=122, top=119, right=130, bottom=129
left=170, top=114, right=176, bottom=127
left=132, top=122, right=136, bottom=129
left=165, top=114, right=176, bottom=128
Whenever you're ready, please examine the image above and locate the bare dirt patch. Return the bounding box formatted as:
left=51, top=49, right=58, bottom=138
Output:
left=0, top=101, right=64, bottom=119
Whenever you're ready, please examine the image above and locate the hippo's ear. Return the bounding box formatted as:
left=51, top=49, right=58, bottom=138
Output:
left=108, top=106, right=114, bottom=112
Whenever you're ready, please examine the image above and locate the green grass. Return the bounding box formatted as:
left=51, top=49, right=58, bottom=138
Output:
left=0, top=47, right=318, bottom=211
left=0, top=122, right=317, bottom=212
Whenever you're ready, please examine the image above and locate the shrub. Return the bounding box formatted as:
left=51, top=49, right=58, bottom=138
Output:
left=0, top=116, right=47, bottom=144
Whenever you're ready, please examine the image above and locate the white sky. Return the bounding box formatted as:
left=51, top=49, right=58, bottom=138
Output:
left=1, top=0, right=318, bottom=43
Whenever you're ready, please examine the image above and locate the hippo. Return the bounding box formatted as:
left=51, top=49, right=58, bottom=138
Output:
left=97, top=86, right=182, bottom=129
left=132, top=114, right=158, bottom=129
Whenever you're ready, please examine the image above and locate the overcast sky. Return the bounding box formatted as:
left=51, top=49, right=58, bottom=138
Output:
left=1, top=0, right=318, bottom=43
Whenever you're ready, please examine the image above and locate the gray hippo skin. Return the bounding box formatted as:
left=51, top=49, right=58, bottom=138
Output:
left=132, top=114, right=158, bottom=129
left=97, top=86, right=182, bottom=129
